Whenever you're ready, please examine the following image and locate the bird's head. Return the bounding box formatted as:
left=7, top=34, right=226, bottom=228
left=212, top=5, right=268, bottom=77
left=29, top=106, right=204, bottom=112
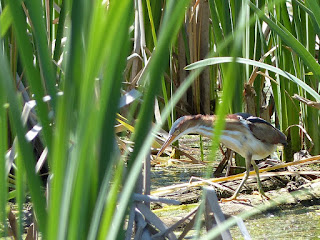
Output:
left=156, top=116, right=189, bottom=158
left=156, top=115, right=214, bottom=158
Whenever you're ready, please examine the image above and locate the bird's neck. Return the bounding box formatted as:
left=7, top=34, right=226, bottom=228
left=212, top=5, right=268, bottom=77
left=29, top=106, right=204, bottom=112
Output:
left=189, top=115, right=241, bottom=136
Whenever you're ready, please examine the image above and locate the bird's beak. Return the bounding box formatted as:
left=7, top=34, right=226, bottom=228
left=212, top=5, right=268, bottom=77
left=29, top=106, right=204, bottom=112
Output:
left=156, top=135, right=176, bottom=158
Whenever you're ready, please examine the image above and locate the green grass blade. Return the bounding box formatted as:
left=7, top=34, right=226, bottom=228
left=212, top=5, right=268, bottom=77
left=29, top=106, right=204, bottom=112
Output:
left=66, top=0, right=132, bottom=239
left=107, top=1, right=191, bottom=239
left=297, top=0, right=320, bottom=38
left=145, top=0, right=157, bottom=45
left=48, top=83, right=75, bottom=240
left=0, top=40, right=47, bottom=237
left=16, top=145, right=25, bottom=240
left=215, top=0, right=233, bottom=40
left=87, top=152, right=119, bottom=240
left=0, top=74, right=8, bottom=236
left=7, top=0, right=53, bottom=151
left=53, top=0, right=67, bottom=72
left=48, top=0, right=85, bottom=238
left=24, top=0, right=57, bottom=108
left=0, top=5, right=12, bottom=37
left=186, top=57, right=320, bottom=102
left=248, top=1, right=320, bottom=79
left=97, top=161, right=124, bottom=239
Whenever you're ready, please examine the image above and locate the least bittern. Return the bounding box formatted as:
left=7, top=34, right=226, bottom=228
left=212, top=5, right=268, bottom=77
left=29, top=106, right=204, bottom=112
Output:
left=156, top=113, right=287, bottom=200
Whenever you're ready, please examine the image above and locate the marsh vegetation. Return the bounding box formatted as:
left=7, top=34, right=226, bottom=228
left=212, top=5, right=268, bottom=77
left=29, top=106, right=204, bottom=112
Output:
left=0, top=0, right=320, bottom=239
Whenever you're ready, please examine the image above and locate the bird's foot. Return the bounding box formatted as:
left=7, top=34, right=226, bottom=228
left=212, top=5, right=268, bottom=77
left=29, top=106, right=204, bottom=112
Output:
left=253, top=190, right=270, bottom=201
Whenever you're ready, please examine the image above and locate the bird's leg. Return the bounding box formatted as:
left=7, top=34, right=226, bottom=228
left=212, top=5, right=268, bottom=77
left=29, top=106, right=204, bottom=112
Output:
left=251, top=160, right=269, bottom=200
left=221, top=155, right=251, bottom=202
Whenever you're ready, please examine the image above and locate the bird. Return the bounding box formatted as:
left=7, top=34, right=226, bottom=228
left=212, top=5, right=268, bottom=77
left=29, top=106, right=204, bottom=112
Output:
left=156, top=113, right=287, bottom=201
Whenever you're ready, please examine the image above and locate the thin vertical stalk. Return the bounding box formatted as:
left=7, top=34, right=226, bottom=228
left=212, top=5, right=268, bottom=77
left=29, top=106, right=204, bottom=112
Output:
left=0, top=80, right=8, bottom=236
left=145, top=0, right=157, bottom=46
left=16, top=145, right=24, bottom=240
left=53, top=0, right=66, bottom=75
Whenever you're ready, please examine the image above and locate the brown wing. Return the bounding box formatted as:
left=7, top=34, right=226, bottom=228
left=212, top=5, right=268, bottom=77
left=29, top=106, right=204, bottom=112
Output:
left=248, top=120, right=287, bottom=145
